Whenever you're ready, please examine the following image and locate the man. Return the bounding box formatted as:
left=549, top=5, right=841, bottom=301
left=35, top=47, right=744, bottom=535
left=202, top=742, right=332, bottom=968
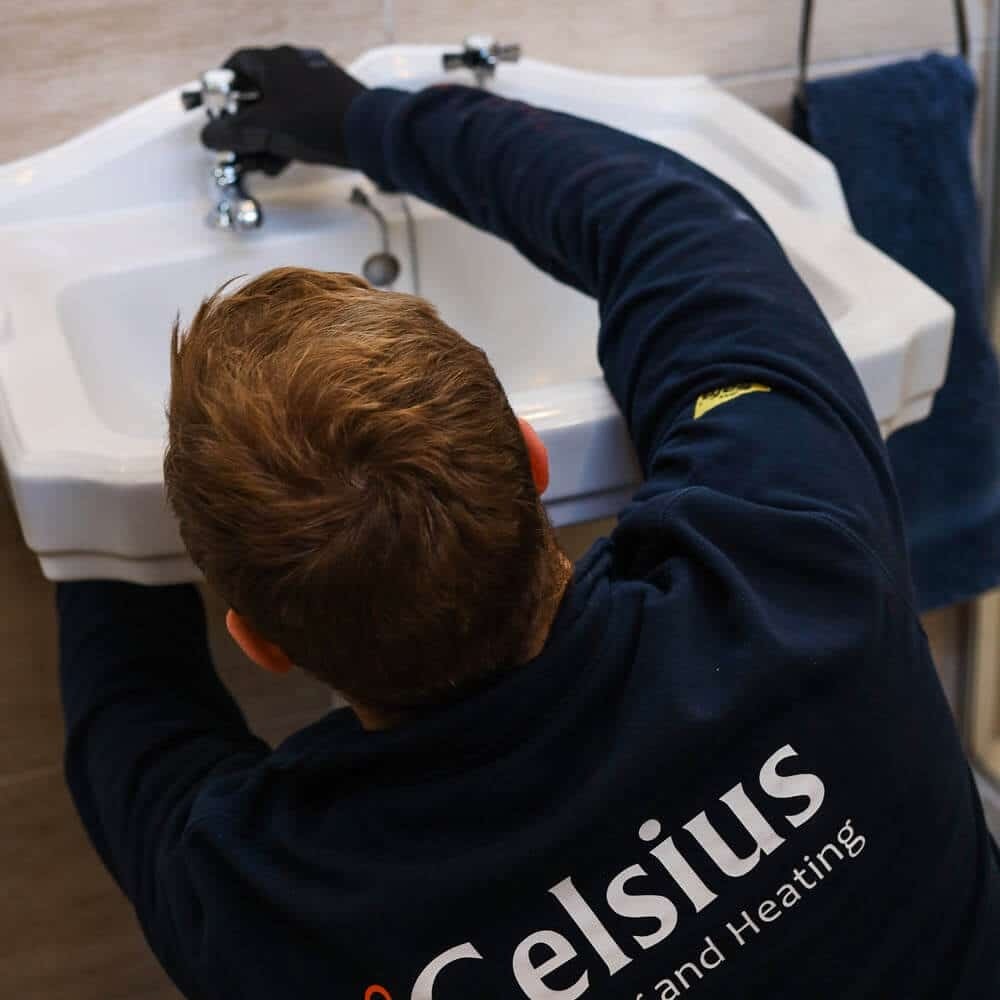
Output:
left=57, top=45, right=1000, bottom=998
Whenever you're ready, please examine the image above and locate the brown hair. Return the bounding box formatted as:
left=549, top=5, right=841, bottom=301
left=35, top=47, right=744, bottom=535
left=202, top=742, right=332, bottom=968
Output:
left=165, top=267, right=561, bottom=710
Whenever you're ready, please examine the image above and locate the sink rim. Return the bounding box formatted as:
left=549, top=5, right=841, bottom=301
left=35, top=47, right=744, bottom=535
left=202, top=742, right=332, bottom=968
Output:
left=0, top=176, right=950, bottom=486
left=0, top=182, right=626, bottom=486
left=0, top=44, right=956, bottom=581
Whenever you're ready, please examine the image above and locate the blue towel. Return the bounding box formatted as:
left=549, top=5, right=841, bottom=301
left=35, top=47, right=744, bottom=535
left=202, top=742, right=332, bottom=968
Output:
left=794, top=53, right=1000, bottom=611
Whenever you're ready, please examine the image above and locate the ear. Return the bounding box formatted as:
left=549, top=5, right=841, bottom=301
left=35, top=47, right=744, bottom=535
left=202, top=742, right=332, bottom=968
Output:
left=517, top=417, right=550, bottom=495
left=225, top=608, right=294, bottom=675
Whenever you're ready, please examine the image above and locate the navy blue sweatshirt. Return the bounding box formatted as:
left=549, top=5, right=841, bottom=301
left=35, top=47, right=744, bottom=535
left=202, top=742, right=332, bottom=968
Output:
left=57, top=85, right=1000, bottom=999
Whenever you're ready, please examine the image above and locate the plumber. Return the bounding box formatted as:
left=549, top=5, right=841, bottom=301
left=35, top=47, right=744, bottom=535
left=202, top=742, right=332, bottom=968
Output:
left=55, top=45, right=1000, bottom=999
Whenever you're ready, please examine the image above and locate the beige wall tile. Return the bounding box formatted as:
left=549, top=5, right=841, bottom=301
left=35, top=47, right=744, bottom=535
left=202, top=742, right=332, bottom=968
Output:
left=3, top=1, right=994, bottom=162
left=0, top=489, right=328, bottom=993
left=0, top=767, right=182, bottom=999
left=0, top=0, right=385, bottom=163
left=0, top=484, right=60, bottom=778
left=923, top=603, right=969, bottom=716
left=397, top=1, right=994, bottom=80
left=393, top=0, right=572, bottom=61
left=808, top=0, right=993, bottom=64
left=562, top=0, right=799, bottom=77
left=0, top=478, right=330, bottom=778
left=555, top=517, right=613, bottom=561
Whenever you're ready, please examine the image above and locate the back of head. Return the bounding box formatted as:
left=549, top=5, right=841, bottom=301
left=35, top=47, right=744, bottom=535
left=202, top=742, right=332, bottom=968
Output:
left=165, top=267, right=560, bottom=711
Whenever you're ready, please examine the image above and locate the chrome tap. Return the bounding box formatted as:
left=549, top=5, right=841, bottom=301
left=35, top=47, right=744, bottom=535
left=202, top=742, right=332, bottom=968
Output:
left=181, top=68, right=263, bottom=231
left=442, top=35, right=521, bottom=85
left=349, top=188, right=400, bottom=287
left=209, top=153, right=262, bottom=231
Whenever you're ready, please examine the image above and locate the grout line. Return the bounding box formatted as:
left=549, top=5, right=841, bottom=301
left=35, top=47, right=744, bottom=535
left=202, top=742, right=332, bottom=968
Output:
left=715, top=39, right=995, bottom=88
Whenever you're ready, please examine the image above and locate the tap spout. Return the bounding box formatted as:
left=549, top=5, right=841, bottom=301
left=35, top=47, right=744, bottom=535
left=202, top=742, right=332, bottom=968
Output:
left=208, top=153, right=262, bottom=231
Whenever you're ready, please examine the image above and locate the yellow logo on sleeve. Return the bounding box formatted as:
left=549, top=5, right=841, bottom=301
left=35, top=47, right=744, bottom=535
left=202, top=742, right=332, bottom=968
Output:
left=693, top=383, right=771, bottom=419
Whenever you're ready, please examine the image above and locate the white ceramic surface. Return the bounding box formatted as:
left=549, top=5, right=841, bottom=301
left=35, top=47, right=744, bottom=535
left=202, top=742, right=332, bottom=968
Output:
left=0, top=45, right=954, bottom=583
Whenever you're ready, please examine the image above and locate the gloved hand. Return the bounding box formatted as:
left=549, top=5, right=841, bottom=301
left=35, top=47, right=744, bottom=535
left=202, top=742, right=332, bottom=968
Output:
left=200, top=45, right=368, bottom=175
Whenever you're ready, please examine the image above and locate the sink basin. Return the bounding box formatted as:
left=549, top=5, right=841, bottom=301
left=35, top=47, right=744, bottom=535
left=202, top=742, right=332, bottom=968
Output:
left=0, top=45, right=954, bottom=583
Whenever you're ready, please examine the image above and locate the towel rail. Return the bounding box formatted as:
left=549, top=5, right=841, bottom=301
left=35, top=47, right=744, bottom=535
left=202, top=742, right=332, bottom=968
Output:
left=797, top=0, right=970, bottom=104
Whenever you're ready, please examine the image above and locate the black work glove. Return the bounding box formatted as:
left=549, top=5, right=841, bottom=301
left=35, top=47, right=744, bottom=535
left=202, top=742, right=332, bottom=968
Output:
left=200, top=45, right=368, bottom=175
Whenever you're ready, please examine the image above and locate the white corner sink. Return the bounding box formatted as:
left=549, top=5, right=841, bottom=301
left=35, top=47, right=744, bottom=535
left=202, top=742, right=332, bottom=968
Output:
left=0, top=45, right=954, bottom=583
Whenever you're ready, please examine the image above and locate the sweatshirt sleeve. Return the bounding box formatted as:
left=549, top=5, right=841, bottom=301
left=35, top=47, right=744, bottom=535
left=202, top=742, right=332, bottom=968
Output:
left=57, top=580, right=269, bottom=978
left=345, top=85, right=911, bottom=592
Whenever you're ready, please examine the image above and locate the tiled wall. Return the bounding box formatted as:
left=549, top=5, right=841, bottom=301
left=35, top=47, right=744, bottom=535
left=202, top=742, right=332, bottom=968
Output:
left=0, top=2, right=995, bottom=996
left=2, top=0, right=996, bottom=162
